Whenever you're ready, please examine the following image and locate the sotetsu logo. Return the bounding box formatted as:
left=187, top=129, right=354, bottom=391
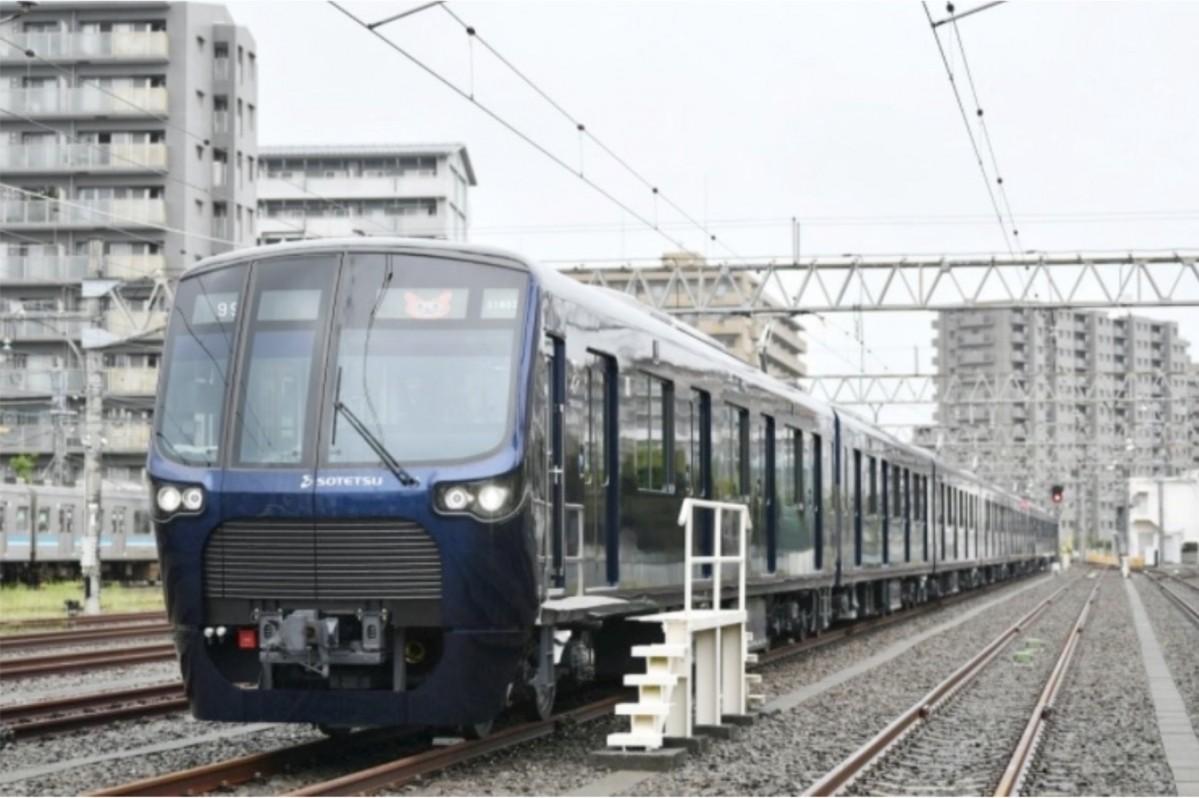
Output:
left=300, top=474, right=385, bottom=489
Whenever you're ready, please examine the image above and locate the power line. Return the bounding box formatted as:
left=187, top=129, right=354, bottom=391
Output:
left=920, top=1, right=1014, bottom=255
left=438, top=2, right=734, bottom=258
left=328, top=1, right=692, bottom=253
left=948, top=8, right=1023, bottom=249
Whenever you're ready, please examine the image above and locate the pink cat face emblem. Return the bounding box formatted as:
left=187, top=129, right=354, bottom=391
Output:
left=404, top=290, right=453, bottom=319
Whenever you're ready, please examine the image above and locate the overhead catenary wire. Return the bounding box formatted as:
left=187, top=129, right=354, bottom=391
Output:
left=437, top=3, right=734, bottom=259
left=920, top=1, right=1014, bottom=255
left=947, top=7, right=1023, bottom=249
left=327, top=1, right=692, bottom=254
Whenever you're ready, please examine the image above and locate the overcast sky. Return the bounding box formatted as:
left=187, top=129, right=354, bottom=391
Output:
left=226, top=0, right=1199, bottom=432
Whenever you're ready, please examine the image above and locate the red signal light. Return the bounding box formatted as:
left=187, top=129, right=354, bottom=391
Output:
left=1050, top=484, right=1064, bottom=504
left=236, top=627, right=258, bottom=650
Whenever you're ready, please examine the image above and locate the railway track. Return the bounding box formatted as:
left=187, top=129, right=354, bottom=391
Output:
left=91, top=696, right=622, bottom=797
left=0, top=642, right=176, bottom=682
left=0, top=623, right=174, bottom=649
left=801, top=578, right=1094, bottom=796
left=0, top=610, right=165, bottom=632
left=1147, top=571, right=1199, bottom=628
left=0, top=682, right=187, bottom=739
left=89, top=574, right=1051, bottom=796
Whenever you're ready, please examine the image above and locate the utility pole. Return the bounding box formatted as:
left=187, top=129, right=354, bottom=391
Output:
left=81, top=292, right=104, bottom=615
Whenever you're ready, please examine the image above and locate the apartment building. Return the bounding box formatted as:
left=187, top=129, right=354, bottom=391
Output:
left=255, top=144, right=475, bottom=243
left=0, top=1, right=258, bottom=485
left=925, top=307, right=1197, bottom=551
left=566, top=252, right=807, bottom=380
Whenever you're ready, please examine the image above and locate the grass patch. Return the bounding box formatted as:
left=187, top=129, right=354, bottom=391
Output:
left=0, top=580, right=165, bottom=622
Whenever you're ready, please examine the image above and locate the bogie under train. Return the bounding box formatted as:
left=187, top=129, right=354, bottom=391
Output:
left=147, top=238, right=1057, bottom=730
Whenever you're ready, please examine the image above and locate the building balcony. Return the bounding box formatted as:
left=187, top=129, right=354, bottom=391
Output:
left=258, top=212, right=454, bottom=241
left=103, top=421, right=152, bottom=453
left=0, top=86, right=168, bottom=118
left=1, top=198, right=167, bottom=230
left=0, top=254, right=166, bottom=284
left=0, top=142, right=168, bottom=174
left=0, top=312, right=88, bottom=341
left=0, top=368, right=85, bottom=398
left=103, top=309, right=168, bottom=338
left=259, top=174, right=449, bottom=202
left=0, top=30, right=168, bottom=62
left=106, top=367, right=158, bottom=396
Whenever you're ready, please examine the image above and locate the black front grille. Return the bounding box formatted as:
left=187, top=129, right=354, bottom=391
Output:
left=204, top=519, right=442, bottom=602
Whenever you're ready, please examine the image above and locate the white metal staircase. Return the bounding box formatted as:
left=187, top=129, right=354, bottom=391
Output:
left=607, top=498, right=760, bottom=751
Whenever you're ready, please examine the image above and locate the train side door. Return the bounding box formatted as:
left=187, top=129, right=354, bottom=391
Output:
left=545, top=336, right=567, bottom=594
left=582, top=352, right=613, bottom=588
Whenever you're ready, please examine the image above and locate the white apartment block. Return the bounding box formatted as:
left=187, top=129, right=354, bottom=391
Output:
left=255, top=144, right=475, bottom=244
left=926, top=307, right=1198, bottom=551
left=0, top=1, right=258, bottom=485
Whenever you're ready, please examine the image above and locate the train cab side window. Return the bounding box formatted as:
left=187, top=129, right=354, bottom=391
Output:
left=134, top=509, right=152, bottom=534
left=624, top=371, right=670, bottom=493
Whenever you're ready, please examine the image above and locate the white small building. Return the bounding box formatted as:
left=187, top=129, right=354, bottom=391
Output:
left=1127, top=471, right=1199, bottom=565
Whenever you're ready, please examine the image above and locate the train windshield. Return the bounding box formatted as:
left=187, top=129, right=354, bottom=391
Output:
left=327, top=253, right=528, bottom=465
left=156, top=264, right=244, bottom=466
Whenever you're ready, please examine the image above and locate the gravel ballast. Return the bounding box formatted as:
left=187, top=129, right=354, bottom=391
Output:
left=1022, top=574, right=1175, bottom=797
left=1134, top=575, right=1199, bottom=737
left=362, top=572, right=1076, bottom=796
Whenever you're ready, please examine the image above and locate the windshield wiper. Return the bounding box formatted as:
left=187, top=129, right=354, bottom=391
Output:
left=332, top=368, right=417, bottom=487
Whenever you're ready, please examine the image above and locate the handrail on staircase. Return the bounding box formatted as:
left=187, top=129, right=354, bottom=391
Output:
left=677, top=497, right=752, bottom=615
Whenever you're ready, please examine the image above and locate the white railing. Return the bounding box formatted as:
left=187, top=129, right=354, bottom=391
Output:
left=0, top=86, right=168, bottom=116
left=0, top=142, right=168, bottom=172
left=0, top=253, right=166, bottom=282
left=1, top=198, right=167, bottom=227
left=0, top=31, right=168, bottom=60
left=679, top=497, right=750, bottom=613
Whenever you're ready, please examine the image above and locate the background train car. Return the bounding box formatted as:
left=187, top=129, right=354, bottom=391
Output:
left=0, top=483, right=157, bottom=582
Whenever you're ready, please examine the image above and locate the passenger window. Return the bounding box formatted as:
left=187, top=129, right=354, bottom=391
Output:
left=622, top=371, right=669, bottom=493
left=776, top=425, right=797, bottom=506
left=713, top=403, right=748, bottom=499
left=36, top=506, right=50, bottom=534
left=893, top=466, right=902, bottom=516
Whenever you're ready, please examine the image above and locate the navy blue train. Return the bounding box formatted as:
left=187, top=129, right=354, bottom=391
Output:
left=148, top=238, right=1057, bottom=734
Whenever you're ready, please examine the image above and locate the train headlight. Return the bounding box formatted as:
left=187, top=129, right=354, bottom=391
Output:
left=476, top=484, right=510, bottom=515
left=435, top=471, right=522, bottom=521
left=156, top=485, right=182, bottom=514
left=442, top=486, right=472, bottom=511
left=182, top=486, right=205, bottom=512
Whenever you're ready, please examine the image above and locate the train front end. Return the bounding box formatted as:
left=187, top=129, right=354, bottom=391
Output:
left=147, top=242, right=539, bottom=728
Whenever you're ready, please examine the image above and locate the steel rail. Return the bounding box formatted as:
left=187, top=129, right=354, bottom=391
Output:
left=1149, top=573, right=1199, bottom=629
left=0, top=643, right=176, bottom=681
left=1, top=682, right=187, bottom=739
left=0, top=611, right=166, bottom=631
left=0, top=623, right=173, bottom=648
left=801, top=579, right=1074, bottom=797
left=286, top=696, right=622, bottom=796
left=993, top=580, right=1101, bottom=796
left=89, top=733, right=387, bottom=797
left=90, top=697, right=621, bottom=797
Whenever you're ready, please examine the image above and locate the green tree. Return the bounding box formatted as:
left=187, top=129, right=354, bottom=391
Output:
left=9, top=454, right=35, bottom=484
